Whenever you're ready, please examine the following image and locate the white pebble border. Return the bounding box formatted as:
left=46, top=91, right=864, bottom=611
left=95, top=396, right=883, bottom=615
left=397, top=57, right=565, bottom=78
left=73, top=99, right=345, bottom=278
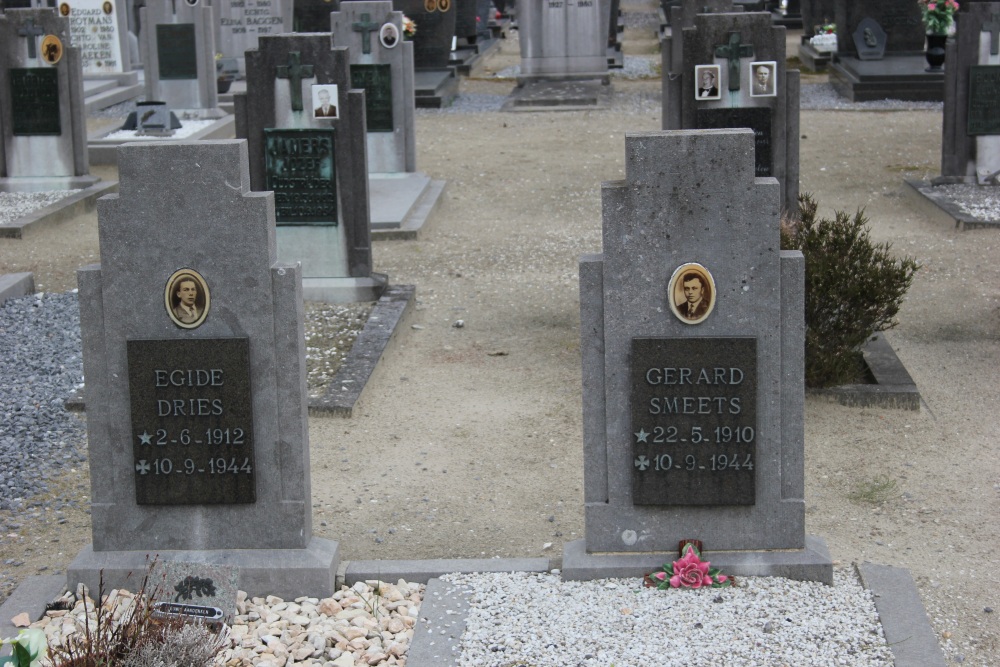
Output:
left=440, top=568, right=893, bottom=667
left=931, top=183, right=1000, bottom=222
left=101, top=120, right=218, bottom=141
left=0, top=190, right=81, bottom=227
left=32, top=580, right=424, bottom=667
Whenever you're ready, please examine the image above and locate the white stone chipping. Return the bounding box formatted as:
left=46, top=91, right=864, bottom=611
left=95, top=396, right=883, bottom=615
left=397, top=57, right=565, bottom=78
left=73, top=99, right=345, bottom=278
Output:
left=932, top=184, right=1000, bottom=222
left=100, top=120, right=219, bottom=141
left=0, top=190, right=82, bottom=227
left=441, top=568, right=893, bottom=667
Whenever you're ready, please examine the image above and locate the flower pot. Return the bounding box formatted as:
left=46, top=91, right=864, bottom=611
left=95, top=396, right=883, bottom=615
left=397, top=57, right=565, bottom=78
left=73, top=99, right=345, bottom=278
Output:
left=925, top=33, right=947, bottom=72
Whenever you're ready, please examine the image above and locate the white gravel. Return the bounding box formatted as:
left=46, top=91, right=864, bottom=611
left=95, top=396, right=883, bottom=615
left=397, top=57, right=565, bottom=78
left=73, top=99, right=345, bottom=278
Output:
left=100, top=119, right=219, bottom=141
left=441, top=568, right=893, bottom=667
left=0, top=190, right=81, bottom=227
left=931, top=183, right=1000, bottom=222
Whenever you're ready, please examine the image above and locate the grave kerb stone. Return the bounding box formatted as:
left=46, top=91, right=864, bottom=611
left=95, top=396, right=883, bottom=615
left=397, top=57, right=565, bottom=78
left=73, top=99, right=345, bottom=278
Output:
left=67, top=139, right=338, bottom=599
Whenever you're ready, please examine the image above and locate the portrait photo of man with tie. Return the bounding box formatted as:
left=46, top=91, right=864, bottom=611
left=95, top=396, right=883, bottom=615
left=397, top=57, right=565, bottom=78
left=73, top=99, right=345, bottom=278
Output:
left=669, top=264, right=715, bottom=324
left=312, top=85, right=339, bottom=119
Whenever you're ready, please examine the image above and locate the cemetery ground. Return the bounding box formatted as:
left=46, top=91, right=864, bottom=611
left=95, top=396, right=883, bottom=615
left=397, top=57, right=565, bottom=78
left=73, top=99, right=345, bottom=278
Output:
left=1, top=72, right=999, bottom=666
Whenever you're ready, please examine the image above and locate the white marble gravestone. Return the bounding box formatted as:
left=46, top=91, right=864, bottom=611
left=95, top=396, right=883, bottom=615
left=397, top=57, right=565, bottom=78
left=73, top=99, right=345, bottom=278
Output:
left=213, top=0, right=294, bottom=72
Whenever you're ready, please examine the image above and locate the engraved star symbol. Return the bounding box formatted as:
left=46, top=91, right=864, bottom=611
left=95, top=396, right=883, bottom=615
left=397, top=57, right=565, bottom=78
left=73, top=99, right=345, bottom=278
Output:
left=138, top=431, right=153, bottom=445
left=634, top=456, right=650, bottom=471
left=634, top=428, right=650, bottom=443
left=135, top=460, right=151, bottom=475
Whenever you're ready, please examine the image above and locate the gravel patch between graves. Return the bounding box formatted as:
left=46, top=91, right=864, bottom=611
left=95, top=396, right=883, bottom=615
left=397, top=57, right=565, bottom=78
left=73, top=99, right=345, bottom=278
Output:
left=931, top=183, right=1000, bottom=221
left=0, top=191, right=83, bottom=228
left=305, top=301, right=376, bottom=399
left=799, top=83, right=944, bottom=111
left=100, top=120, right=220, bottom=141
left=442, top=568, right=893, bottom=666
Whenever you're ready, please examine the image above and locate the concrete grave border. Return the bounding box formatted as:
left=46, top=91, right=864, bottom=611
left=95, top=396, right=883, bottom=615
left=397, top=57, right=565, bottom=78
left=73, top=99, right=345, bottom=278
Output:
left=0, top=182, right=119, bottom=239
left=809, top=333, right=921, bottom=410
left=86, top=117, right=237, bottom=166
left=0, top=272, right=35, bottom=305
left=903, top=179, right=1000, bottom=231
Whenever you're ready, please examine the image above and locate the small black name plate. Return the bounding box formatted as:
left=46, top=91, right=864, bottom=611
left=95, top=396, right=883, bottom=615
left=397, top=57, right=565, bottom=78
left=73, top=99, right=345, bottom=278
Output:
left=968, top=65, right=1000, bottom=136
left=264, top=128, right=338, bottom=225
left=630, top=337, right=756, bottom=506
left=157, top=24, right=198, bottom=80
left=127, top=338, right=255, bottom=505
left=696, top=107, right=772, bottom=178
left=10, top=68, right=60, bottom=136
left=351, top=64, right=393, bottom=133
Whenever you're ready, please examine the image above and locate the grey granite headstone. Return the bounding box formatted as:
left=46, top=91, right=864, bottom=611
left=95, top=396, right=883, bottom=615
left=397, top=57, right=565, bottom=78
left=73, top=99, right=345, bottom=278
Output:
left=664, top=0, right=736, bottom=96
left=662, top=11, right=799, bottom=214
left=517, top=0, right=609, bottom=83
left=213, top=0, right=295, bottom=71
left=567, top=129, right=830, bottom=584
left=331, top=0, right=416, bottom=174
left=939, top=3, right=1000, bottom=184
left=0, top=8, right=99, bottom=190
left=67, top=140, right=339, bottom=599
left=834, top=0, right=925, bottom=57
left=234, top=33, right=386, bottom=303
left=140, top=0, right=224, bottom=117
left=800, top=0, right=835, bottom=36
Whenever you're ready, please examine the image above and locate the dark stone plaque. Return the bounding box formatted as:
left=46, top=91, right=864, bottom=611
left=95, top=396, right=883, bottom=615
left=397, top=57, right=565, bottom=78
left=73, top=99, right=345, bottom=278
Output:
left=157, top=24, right=198, bottom=80
left=455, top=0, right=477, bottom=40
left=351, top=64, right=393, bottom=133
left=393, top=0, right=457, bottom=69
left=264, top=128, right=338, bottom=225
left=968, top=65, right=1000, bottom=136
left=127, top=338, right=255, bottom=505
left=9, top=68, right=60, bottom=136
left=851, top=18, right=887, bottom=61
left=630, top=337, right=757, bottom=506
left=696, top=107, right=772, bottom=177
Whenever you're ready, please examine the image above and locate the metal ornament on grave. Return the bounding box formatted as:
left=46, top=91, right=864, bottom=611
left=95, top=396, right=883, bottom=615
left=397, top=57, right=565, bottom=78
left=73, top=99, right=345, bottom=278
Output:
left=968, top=66, right=1000, bottom=136
left=264, top=128, right=338, bottom=224
left=17, top=17, right=45, bottom=59
left=351, top=64, right=393, bottom=132
left=10, top=68, right=61, bottom=136
left=630, top=337, right=757, bottom=506
left=984, top=13, right=1000, bottom=56
left=275, top=51, right=315, bottom=112
left=714, top=31, right=754, bottom=91
left=352, top=12, right=380, bottom=54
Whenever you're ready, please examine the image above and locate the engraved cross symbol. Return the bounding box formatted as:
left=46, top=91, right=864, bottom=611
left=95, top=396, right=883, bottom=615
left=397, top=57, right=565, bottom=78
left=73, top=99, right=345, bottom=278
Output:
left=276, top=51, right=314, bottom=112
left=352, top=13, right=380, bottom=55
left=18, top=18, right=45, bottom=60
left=135, top=460, right=151, bottom=475
left=634, top=456, right=650, bottom=471
left=714, top=32, right=755, bottom=91
left=984, top=13, right=1000, bottom=57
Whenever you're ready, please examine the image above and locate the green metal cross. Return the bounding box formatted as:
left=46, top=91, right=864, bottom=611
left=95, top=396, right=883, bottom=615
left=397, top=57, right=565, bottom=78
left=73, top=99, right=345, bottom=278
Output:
left=276, top=51, right=314, bottom=112
left=714, top=32, right=754, bottom=92
left=352, top=13, right=380, bottom=55
left=984, top=13, right=1000, bottom=56
left=18, top=18, right=45, bottom=60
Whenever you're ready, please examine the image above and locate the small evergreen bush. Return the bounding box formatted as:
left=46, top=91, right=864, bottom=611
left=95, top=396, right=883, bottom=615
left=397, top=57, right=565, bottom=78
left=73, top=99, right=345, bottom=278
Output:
left=781, top=194, right=919, bottom=387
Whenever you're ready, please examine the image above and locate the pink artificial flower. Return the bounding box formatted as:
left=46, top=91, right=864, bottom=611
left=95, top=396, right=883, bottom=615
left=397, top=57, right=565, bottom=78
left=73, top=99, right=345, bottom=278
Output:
left=716, top=574, right=729, bottom=584
left=927, top=3, right=937, bottom=10
left=669, top=548, right=714, bottom=588
left=654, top=571, right=666, bottom=581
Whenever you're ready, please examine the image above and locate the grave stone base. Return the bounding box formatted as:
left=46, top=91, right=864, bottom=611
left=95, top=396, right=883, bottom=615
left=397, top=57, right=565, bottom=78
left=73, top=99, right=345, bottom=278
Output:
left=67, top=538, right=340, bottom=600
left=370, top=173, right=446, bottom=238
left=449, top=34, right=503, bottom=75
left=302, top=274, right=389, bottom=304
left=829, top=56, right=944, bottom=102
left=798, top=40, right=833, bottom=72
left=414, top=69, right=460, bottom=108
left=503, top=80, right=612, bottom=111
left=561, top=536, right=833, bottom=584
left=83, top=77, right=145, bottom=114
left=87, top=116, right=237, bottom=165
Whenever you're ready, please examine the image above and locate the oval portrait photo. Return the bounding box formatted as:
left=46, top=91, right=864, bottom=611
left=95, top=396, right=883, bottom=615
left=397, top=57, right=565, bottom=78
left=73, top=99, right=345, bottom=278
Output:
left=164, top=268, right=210, bottom=329
left=380, top=22, right=399, bottom=49
left=668, top=263, right=716, bottom=325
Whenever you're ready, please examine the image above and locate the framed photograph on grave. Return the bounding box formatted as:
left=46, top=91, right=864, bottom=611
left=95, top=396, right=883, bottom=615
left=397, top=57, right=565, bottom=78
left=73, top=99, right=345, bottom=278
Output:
left=41, top=35, right=63, bottom=65
left=749, top=61, right=777, bottom=98
left=164, top=269, right=210, bottom=329
left=380, top=22, right=400, bottom=49
left=59, top=2, right=70, bottom=16
left=312, top=84, right=339, bottom=119
left=668, top=263, right=715, bottom=324
left=694, top=65, right=721, bottom=101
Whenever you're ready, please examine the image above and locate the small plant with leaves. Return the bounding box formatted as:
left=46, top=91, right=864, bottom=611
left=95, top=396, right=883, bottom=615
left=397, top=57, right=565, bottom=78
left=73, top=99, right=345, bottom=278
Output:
left=918, top=0, right=959, bottom=35
left=849, top=474, right=899, bottom=505
left=1, top=629, right=47, bottom=667
left=781, top=194, right=919, bottom=387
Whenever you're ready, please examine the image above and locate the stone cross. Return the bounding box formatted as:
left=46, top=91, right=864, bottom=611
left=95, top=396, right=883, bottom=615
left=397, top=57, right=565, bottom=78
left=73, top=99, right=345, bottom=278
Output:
left=18, top=17, right=45, bottom=60
left=984, top=13, right=1000, bottom=56
left=352, top=13, right=380, bottom=54
left=714, top=32, right=754, bottom=91
left=275, top=51, right=314, bottom=112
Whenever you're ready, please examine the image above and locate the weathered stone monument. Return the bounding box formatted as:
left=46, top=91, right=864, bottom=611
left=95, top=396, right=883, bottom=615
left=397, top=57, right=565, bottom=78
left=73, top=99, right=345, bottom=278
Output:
left=140, top=0, right=224, bottom=117
left=60, top=0, right=142, bottom=106
left=330, top=0, right=445, bottom=234
left=517, top=0, right=610, bottom=84
left=67, top=140, right=339, bottom=598
left=0, top=8, right=100, bottom=191
left=234, top=33, right=386, bottom=301
left=939, top=3, right=1000, bottom=184
left=662, top=9, right=799, bottom=214
left=662, top=0, right=736, bottom=105
left=563, top=129, right=831, bottom=584
left=393, top=0, right=459, bottom=107
left=829, top=0, right=943, bottom=101
left=213, top=0, right=295, bottom=72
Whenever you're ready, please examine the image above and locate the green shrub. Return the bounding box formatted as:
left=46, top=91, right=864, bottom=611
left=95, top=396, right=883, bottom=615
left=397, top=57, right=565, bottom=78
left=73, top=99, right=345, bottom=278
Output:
left=781, top=194, right=919, bottom=387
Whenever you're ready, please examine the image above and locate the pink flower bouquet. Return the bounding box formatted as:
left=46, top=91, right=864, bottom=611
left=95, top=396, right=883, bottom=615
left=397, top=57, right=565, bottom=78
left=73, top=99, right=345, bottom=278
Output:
left=644, top=543, right=733, bottom=589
